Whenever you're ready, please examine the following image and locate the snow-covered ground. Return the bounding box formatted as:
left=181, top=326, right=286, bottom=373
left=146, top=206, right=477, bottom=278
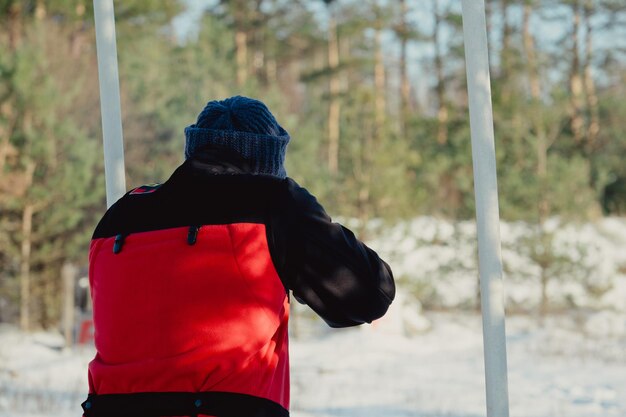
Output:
left=1, top=309, right=625, bottom=417
left=291, top=311, right=626, bottom=417
left=1, top=217, right=625, bottom=417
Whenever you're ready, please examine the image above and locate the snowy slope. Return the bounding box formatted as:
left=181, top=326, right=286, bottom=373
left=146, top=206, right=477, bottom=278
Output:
left=1, top=217, right=625, bottom=417
left=290, top=312, right=626, bottom=417
left=1, top=311, right=625, bottom=417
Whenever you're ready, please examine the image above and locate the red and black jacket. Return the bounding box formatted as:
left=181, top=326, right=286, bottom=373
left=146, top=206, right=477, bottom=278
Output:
left=83, top=149, right=395, bottom=417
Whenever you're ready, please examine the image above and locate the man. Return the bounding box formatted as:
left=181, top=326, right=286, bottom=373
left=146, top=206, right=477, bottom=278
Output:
left=82, top=96, right=395, bottom=417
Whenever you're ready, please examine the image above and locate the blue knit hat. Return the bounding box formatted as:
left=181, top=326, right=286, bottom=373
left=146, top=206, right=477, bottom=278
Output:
left=184, top=96, right=290, bottom=178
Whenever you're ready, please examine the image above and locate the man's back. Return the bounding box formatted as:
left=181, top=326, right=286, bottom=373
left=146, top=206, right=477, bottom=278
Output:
left=88, top=160, right=291, bottom=415
left=82, top=97, right=394, bottom=417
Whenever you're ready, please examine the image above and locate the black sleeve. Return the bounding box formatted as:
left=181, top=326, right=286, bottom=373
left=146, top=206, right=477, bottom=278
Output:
left=269, top=178, right=395, bottom=328
left=92, top=192, right=131, bottom=239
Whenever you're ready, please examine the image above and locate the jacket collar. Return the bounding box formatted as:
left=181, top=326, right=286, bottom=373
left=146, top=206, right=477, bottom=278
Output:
left=163, top=145, right=279, bottom=190
left=184, top=146, right=254, bottom=176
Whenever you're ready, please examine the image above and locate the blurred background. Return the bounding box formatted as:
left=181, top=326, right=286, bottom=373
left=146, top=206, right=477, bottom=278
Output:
left=0, top=0, right=625, bottom=416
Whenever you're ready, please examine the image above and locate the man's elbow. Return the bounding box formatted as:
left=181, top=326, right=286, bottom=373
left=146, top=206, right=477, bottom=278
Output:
left=335, top=280, right=396, bottom=328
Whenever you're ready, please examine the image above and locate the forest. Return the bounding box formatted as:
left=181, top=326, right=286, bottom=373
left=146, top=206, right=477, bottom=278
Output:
left=1, top=0, right=625, bottom=329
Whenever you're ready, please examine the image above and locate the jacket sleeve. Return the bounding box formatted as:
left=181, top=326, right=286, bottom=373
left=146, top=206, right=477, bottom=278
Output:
left=270, top=178, right=395, bottom=328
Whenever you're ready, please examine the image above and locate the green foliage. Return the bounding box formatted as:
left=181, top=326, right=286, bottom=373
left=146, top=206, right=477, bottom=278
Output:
left=1, top=0, right=626, bottom=326
left=408, top=110, right=475, bottom=219
left=0, top=20, right=104, bottom=326
left=333, top=85, right=417, bottom=223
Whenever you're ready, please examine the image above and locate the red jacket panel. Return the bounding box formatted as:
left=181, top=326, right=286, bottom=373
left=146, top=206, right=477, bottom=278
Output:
left=88, top=224, right=289, bottom=409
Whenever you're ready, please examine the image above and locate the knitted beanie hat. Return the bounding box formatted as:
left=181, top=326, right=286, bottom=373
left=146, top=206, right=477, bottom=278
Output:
left=184, top=96, right=290, bottom=178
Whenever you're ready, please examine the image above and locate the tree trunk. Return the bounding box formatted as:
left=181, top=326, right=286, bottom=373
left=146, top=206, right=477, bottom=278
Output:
left=267, top=58, right=277, bottom=85
left=486, top=0, right=493, bottom=75
left=1, top=3, right=19, bottom=169
left=540, top=266, right=549, bottom=318
left=0, top=133, right=8, bottom=172
left=522, top=2, right=549, bottom=222
left=500, top=0, right=511, bottom=64
left=374, top=13, right=386, bottom=135
left=340, top=36, right=351, bottom=92
left=19, top=162, right=36, bottom=331
left=62, top=263, right=77, bottom=348
left=235, top=3, right=248, bottom=87
left=235, top=31, right=248, bottom=86
left=569, top=1, right=585, bottom=144
left=399, top=0, right=412, bottom=135
left=0, top=102, right=15, bottom=172
left=71, top=1, right=88, bottom=59
left=433, top=0, right=448, bottom=145
left=523, top=3, right=541, bottom=101
left=583, top=0, right=599, bottom=150
left=8, top=3, right=23, bottom=50
left=500, top=0, right=512, bottom=103
left=356, top=118, right=374, bottom=240
left=523, top=2, right=552, bottom=319
left=328, top=10, right=340, bottom=174
left=20, top=203, right=34, bottom=331
left=250, top=0, right=265, bottom=81
left=35, top=0, right=47, bottom=20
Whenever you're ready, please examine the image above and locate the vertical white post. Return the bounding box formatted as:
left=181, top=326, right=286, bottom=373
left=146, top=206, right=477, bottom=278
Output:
left=94, top=0, right=126, bottom=208
left=461, top=1, right=510, bottom=417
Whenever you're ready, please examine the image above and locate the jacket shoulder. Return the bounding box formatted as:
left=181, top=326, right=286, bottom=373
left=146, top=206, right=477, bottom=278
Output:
left=92, top=175, right=291, bottom=240
left=128, top=183, right=162, bottom=195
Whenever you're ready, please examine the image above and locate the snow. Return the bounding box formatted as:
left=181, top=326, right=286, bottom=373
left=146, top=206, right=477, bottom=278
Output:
left=0, top=326, right=90, bottom=417
left=291, top=311, right=626, bottom=417
left=1, top=217, right=625, bottom=417
left=1, top=310, right=625, bottom=417
left=372, top=217, right=626, bottom=312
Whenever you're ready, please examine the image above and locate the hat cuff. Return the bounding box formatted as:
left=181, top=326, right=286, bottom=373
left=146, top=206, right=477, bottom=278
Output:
left=184, top=126, right=290, bottom=178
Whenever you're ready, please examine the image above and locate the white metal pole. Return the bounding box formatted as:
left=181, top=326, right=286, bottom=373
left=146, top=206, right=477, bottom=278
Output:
left=94, top=0, right=126, bottom=208
left=461, top=1, right=510, bottom=417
